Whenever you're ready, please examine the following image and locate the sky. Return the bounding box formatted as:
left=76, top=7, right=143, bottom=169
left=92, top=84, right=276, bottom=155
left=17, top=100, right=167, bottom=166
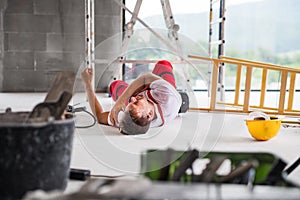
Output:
left=126, top=0, right=263, bottom=18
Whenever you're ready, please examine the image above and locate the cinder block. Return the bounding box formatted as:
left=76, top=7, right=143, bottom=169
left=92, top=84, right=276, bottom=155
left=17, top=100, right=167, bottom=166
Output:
left=96, top=64, right=114, bottom=92
left=33, top=0, right=59, bottom=15
left=0, top=13, right=3, bottom=31
left=48, top=15, right=84, bottom=34
left=0, top=0, right=7, bottom=11
left=95, top=34, right=106, bottom=47
left=47, top=33, right=84, bottom=52
left=5, top=32, right=46, bottom=51
left=95, top=15, right=121, bottom=37
left=64, top=52, right=85, bottom=72
left=3, top=51, right=34, bottom=70
left=0, top=32, right=3, bottom=53
left=95, top=0, right=120, bottom=16
left=4, top=14, right=59, bottom=33
left=0, top=62, right=3, bottom=91
left=5, top=0, right=33, bottom=14
left=35, top=52, right=84, bottom=72
left=95, top=34, right=122, bottom=59
left=60, top=0, right=84, bottom=15
left=60, top=15, right=84, bottom=34
left=3, top=69, right=48, bottom=92
left=35, top=52, right=69, bottom=71
left=46, top=34, right=63, bottom=51
left=63, top=34, right=85, bottom=52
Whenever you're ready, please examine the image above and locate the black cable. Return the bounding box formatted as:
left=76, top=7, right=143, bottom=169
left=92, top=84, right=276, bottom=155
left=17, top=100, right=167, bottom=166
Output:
left=90, top=174, right=125, bottom=178
left=67, top=105, right=97, bottom=129
left=69, top=168, right=125, bottom=181
left=75, top=109, right=97, bottom=129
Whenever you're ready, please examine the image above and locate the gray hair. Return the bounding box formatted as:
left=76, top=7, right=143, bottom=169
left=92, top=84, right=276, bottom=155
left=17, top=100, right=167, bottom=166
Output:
left=119, top=109, right=150, bottom=135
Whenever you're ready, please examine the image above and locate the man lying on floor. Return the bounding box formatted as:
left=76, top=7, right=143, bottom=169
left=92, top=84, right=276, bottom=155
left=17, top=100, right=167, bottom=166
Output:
left=81, top=60, right=182, bottom=135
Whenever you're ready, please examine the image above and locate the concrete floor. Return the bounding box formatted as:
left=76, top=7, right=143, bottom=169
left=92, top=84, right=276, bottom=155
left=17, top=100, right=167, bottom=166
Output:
left=72, top=93, right=300, bottom=182
left=1, top=92, right=300, bottom=196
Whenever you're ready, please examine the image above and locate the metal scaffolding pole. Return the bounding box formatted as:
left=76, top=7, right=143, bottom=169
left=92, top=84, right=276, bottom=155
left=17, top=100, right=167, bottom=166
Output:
left=113, top=0, right=191, bottom=87
left=118, top=0, right=143, bottom=80
left=218, top=0, right=226, bottom=101
left=85, top=0, right=95, bottom=89
left=208, top=0, right=226, bottom=101
left=160, top=0, right=190, bottom=85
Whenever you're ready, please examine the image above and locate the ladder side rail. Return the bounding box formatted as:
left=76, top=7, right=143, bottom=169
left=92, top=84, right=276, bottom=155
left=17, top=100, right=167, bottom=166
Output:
left=287, top=73, right=296, bottom=111
left=243, top=65, right=252, bottom=112
left=234, top=64, right=242, bottom=106
left=220, top=56, right=286, bottom=68
left=259, top=68, right=268, bottom=108
left=278, top=70, right=288, bottom=114
left=210, top=60, right=220, bottom=110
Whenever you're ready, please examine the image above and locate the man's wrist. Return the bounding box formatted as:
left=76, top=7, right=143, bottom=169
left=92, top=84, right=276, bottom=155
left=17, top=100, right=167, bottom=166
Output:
left=84, top=83, right=93, bottom=91
left=116, top=95, right=127, bottom=106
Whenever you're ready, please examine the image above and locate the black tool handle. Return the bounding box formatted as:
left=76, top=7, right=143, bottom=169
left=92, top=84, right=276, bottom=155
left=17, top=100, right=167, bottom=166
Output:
left=69, top=168, right=91, bottom=181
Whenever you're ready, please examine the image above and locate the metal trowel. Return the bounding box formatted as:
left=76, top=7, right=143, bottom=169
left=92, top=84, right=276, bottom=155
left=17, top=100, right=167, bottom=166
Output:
left=28, top=71, right=76, bottom=121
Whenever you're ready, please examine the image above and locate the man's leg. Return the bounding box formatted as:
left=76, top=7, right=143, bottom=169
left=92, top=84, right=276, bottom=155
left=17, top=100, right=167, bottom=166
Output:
left=110, top=60, right=175, bottom=101
left=152, top=60, right=189, bottom=113
left=109, top=80, right=129, bottom=102
left=152, top=60, right=176, bottom=88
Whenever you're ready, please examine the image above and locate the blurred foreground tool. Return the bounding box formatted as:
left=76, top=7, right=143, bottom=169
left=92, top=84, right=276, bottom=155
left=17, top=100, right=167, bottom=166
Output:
left=28, top=72, right=76, bottom=121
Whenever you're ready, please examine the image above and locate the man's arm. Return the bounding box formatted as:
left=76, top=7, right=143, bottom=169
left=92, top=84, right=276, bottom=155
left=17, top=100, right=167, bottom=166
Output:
left=110, top=72, right=161, bottom=125
left=81, top=68, right=109, bottom=125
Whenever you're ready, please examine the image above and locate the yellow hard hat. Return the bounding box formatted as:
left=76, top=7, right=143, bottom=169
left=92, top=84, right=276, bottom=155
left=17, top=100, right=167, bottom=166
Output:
left=245, top=119, right=281, bottom=141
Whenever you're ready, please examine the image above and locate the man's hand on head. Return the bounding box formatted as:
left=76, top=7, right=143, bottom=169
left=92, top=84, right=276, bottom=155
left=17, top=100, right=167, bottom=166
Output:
left=110, top=102, right=125, bottom=126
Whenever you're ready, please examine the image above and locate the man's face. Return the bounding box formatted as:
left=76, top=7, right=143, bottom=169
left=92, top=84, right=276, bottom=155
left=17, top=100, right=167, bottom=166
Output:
left=126, top=95, right=154, bottom=121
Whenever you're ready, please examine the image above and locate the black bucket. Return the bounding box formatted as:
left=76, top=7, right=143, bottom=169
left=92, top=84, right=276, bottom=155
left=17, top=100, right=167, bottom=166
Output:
left=0, top=112, right=75, bottom=200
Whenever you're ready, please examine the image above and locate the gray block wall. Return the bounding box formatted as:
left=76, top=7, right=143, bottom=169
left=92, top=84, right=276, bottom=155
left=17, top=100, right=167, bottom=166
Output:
left=0, top=0, right=122, bottom=92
